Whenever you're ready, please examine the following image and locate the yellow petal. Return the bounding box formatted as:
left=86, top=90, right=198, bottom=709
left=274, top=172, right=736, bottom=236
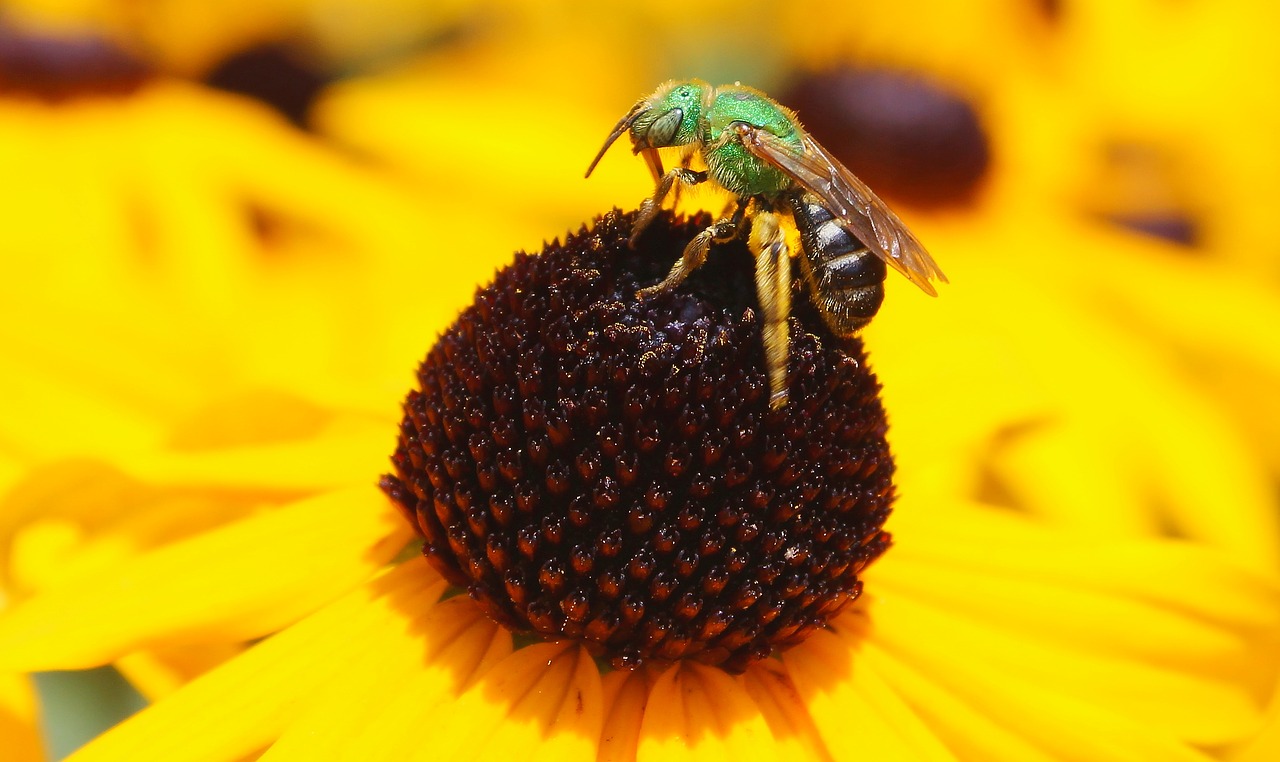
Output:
left=1233, top=689, right=1280, bottom=762
left=740, top=660, right=836, bottom=762
left=314, top=59, right=649, bottom=250
left=638, top=661, right=779, bottom=762
left=115, top=642, right=246, bottom=701
left=0, top=348, right=168, bottom=464
left=861, top=643, right=1058, bottom=762
left=599, top=668, right=654, bottom=762
left=976, top=416, right=1159, bottom=535
left=64, top=558, right=443, bottom=762
left=601, top=660, right=825, bottom=762
left=411, top=643, right=603, bottom=762
left=874, top=551, right=1271, bottom=677
left=1, top=460, right=266, bottom=596
left=870, top=227, right=1280, bottom=570
left=897, top=656, right=1219, bottom=762
left=782, top=627, right=958, bottom=761
left=122, top=412, right=395, bottom=493
left=1061, top=180, right=1280, bottom=472
left=869, top=592, right=1264, bottom=745
left=0, top=670, right=44, bottom=762
left=260, top=595, right=502, bottom=760
left=0, top=487, right=412, bottom=670
left=889, top=499, right=1280, bottom=634
left=1003, top=220, right=1280, bottom=566
left=634, top=664, right=724, bottom=762
left=325, top=613, right=512, bottom=760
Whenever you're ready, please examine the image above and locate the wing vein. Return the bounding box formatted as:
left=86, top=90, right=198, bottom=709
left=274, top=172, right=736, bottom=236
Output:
left=740, top=126, right=947, bottom=296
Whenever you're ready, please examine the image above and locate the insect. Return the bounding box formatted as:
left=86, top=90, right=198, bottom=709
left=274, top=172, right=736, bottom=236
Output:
left=585, top=79, right=947, bottom=408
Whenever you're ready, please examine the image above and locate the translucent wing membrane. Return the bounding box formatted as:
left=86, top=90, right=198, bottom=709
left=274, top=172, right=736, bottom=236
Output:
left=738, top=125, right=947, bottom=296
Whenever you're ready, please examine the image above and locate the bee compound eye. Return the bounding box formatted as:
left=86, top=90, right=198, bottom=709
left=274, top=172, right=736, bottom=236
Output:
left=645, top=108, right=684, bottom=148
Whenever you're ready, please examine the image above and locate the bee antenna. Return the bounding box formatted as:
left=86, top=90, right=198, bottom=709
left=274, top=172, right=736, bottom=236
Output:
left=585, top=102, right=645, bottom=178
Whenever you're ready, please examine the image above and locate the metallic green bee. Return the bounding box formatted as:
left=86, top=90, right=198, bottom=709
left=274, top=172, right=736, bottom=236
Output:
left=586, top=79, right=947, bottom=408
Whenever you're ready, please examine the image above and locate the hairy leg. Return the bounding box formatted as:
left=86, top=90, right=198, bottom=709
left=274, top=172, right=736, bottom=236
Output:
left=636, top=201, right=744, bottom=299
left=750, top=210, right=792, bottom=409
left=629, top=167, right=707, bottom=248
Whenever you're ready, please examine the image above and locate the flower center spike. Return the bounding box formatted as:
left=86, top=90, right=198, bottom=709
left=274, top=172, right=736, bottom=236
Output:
left=381, top=211, right=896, bottom=673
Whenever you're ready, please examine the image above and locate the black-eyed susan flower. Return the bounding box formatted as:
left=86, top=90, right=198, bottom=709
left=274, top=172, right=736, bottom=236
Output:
left=1, top=213, right=1276, bottom=761
left=2, top=3, right=1278, bottom=756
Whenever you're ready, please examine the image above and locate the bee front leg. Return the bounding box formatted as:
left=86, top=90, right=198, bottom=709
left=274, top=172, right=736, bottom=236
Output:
left=636, top=204, right=742, bottom=300
left=750, top=210, right=792, bottom=409
left=631, top=167, right=708, bottom=247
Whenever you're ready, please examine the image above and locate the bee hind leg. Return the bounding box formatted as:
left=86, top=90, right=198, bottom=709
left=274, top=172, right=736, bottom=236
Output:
left=631, top=167, right=708, bottom=247
left=636, top=203, right=742, bottom=300
left=750, top=210, right=792, bottom=409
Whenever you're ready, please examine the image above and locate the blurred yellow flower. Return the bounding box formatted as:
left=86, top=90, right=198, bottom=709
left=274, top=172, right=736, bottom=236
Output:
left=774, top=0, right=1280, bottom=267
left=0, top=74, right=509, bottom=465
left=0, top=25, right=504, bottom=748
left=1, top=1, right=1278, bottom=759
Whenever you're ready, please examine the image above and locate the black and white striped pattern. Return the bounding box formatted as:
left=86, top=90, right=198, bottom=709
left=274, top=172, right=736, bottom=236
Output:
left=788, top=192, right=887, bottom=337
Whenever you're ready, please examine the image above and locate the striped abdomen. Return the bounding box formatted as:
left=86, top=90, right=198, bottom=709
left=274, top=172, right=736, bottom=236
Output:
left=788, top=193, right=886, bottom=337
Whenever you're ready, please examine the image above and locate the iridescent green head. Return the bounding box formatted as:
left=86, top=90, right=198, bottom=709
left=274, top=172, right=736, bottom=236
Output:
left=585, top=79, right=709, bottom=178
left=628, top=80, right=706, bottom=150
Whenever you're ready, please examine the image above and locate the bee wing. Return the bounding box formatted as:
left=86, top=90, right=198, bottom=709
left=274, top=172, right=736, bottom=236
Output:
left=739, top=125, right=947, bottom=296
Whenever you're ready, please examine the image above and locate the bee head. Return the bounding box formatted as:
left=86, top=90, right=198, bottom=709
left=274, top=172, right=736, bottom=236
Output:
left=629, top=80, right=705, bottom=150
left=586, top=80, right=708, bottom=178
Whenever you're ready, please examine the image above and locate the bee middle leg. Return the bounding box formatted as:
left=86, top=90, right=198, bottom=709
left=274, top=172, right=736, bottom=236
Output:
left=636, top=201, right=745, bottom=300
left=749, top=210, right=792, bottom=409
left=631, top=167, right=708, bottom=247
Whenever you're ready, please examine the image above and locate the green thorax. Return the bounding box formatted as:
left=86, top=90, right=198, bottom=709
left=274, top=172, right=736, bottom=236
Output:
left=701, top=85, right=801, bottom=197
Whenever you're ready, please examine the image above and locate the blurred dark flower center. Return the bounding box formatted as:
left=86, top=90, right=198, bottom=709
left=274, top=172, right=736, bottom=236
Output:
left=203, top=44, right=331, bottom=128
left=382, top=210, right=896, bottom=673
left=0, top=22, right=150, bottom=100
left=781, top=67, right=990, bottom=209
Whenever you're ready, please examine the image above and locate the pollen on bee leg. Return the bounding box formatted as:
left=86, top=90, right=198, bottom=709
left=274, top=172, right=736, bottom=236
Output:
left=748, top=210, right=793, bottom=409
